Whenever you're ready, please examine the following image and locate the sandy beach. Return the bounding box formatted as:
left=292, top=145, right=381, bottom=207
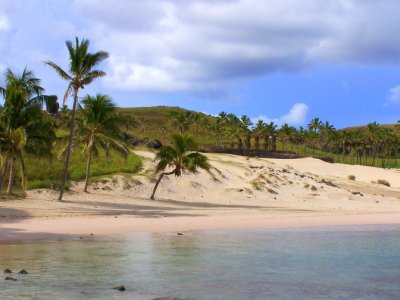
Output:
left=1, top=151, right=400, bottom=241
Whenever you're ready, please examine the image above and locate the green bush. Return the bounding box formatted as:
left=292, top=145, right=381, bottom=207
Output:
left=348, top=175, right=356, bottom=181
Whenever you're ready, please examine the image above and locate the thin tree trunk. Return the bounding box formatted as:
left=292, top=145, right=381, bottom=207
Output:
left=58, top=88, right=78, bottom=201
left=0, top=156, right=10, bottom=191
left=7, top=158, right=14, bottom=195
left=150, top=170, right=176, bottom=200
left=83, top=148, right=92, bottom=193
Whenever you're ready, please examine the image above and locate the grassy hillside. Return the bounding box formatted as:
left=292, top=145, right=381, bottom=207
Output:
left=340, top=124, right=398, bottom=131
left=118, top=106, right=217, bottom=144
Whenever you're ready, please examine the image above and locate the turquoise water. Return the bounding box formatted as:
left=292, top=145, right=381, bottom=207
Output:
left=1, top=225, right=400, bottom=299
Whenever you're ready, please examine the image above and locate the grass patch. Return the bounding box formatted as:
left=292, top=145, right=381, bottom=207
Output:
left=22, top=146, right=142, bottom=190
left=250, top=179, right=265, bottom=190
left=348, top=175, right=356, bottom=181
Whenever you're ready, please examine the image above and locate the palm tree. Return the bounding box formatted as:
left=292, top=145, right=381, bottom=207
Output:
left=45, top=37, right=109, bottom=201
left=240, top=115, right=252, bottom=150
left=198, top=117, right=210, bottom=144
left=170, top=111, right=191, bottom=133
left=278, top=123, right=295, bottom=151
left=252, top=120, right=265, bottom=151
left=0, top=68, right=56, bottom=194
left=265, top=122, right=277, bottom=151
left=73, top=94, right=128, bottom=192
left=226, top=113, right=243, bottom=149
left=150, top=133, right=210, bottom=200
left=192, top=113, right=203, bottom=138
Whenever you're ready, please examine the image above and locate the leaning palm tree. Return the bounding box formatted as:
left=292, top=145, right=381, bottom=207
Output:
left=150, top=133, right=210, bottom=200
left=73, top=94, right=128, bottom=192
left=45, top=37, right=109, bottom=201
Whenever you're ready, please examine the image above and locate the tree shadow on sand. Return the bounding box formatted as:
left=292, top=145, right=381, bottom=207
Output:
left=61, top=199, right=205, bottom=218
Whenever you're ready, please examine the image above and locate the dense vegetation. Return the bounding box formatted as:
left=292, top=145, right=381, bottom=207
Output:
left=0, top=37, right=141, bottom=196
left=124, top=108, right=400, bottom=169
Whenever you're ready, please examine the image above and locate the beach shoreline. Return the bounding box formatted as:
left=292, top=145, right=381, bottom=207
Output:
left=1, top=212, right=400, bottom=241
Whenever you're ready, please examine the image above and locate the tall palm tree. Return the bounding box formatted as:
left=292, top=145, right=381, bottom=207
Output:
left=252, top=120, right=265, bottom=151
left=308, top=117, right=322, bottom=133
left=45, top=37, right=109, bottom=201
left=265, top=122, right=277, bottom=151
left=278, top=123, right=295, bottom=151
left=0, top=68, right=56, bottom=194
left=74, top=94, right=128, bottom=192
left=240, top=115, right=252, bottom=150
left=150, top=133, right=210, bottom=200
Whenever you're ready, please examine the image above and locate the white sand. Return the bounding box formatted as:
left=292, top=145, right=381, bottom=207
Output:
left=0, top=151, right=399, bottom=240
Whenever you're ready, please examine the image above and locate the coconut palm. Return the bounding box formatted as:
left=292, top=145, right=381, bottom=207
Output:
left=0, top=68, right=56, bottom=194
left=226, top=113, right=243, bottom=149
left=72, top=94, right=128, bottom=192
left=252, top=120, right=265, bottom=151
left=150, top=133, right=210, bottom=200
left=170, top=111, right=191, bottom=133
left=278, top=123, right=296, bottom=151
left=240, top=115, right=252, bottom=150
left=45, top=37, right=109, bottom=201
left=265, top=122, right=277, bottom=151
left=308, top=117, right=322, bottom=133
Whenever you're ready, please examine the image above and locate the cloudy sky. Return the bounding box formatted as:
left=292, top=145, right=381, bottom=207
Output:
left=1, top=0, right=400, bottom=128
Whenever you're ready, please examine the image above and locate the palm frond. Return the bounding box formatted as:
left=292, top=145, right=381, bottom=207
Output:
left=63, top=83, right=74, bottom=104
left=80, top=70, right=107, bottom=86
left=155, top=146, right=177, bottom=172
left=43, top=61, right=71, bottom=81
left=183, top=152, right=210, bottom=173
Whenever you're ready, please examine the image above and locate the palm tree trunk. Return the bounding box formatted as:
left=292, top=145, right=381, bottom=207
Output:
left=150, top=169, right=175, bottom=200
left=83, top=148, right=92, bottom=193
left=58, top=88, right=78, bottom=201
left=7, top=158, right=15, bottom=195
left=0, top=156, right=10, bottom=191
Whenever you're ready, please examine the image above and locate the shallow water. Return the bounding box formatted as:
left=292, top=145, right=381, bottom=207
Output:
left=1, top=225, right=400, bottom=299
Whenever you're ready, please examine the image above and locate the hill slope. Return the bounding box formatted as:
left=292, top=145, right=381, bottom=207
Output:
left=117, top=106, right=217, bottom=142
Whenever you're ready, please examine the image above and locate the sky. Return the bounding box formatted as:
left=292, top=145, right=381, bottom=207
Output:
left=1, top=0, right=400, bottom=129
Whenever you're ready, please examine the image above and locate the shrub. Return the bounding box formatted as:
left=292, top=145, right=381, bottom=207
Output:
left=348, top=175, right=356, bottom=181
left=377, top=179, right=390, bottom=187
left=310, top=185, right=317, bottom=191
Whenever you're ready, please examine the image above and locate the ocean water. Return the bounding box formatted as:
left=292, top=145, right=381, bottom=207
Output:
left=1, top=225, right=400, bottom=300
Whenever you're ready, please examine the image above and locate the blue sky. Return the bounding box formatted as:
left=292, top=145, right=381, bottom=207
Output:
left=1, top=0, right=400, bottom=129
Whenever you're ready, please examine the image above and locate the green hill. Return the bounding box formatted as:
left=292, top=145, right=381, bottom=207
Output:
left=117, top=106, right=217, bottom=143
left=340, top=124, right=398, bottom=132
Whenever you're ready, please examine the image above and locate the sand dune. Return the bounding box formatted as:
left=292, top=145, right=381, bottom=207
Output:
left=0, top=151, right=399, bottom=240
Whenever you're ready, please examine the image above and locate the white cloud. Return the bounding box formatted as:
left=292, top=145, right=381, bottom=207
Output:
left=70, top=0, right=400, bottom=95
left=387, top=85, right=400, bottom=105
left=0, top=13, right=10, bottom=31
left=252, top=103, right=309, bottom=127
